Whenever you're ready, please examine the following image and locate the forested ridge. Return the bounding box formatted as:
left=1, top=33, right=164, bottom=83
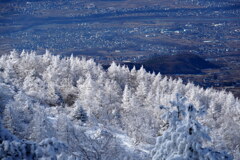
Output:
left=0, top=50, right=239, bottom=159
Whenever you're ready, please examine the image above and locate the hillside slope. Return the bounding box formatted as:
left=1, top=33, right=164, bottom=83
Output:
left=0, top=50, right=239, bottom=159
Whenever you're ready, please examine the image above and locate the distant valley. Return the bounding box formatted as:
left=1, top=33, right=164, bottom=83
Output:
left=0, top=0, right=239, bottom=61
left=121, top=53, right=219, bottom=74
left=103, top=53, right=240, bottom=98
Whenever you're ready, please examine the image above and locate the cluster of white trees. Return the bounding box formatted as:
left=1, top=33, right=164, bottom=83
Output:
left=1, top=115, right=98, bottom=160
left=152, top=94, right=232, bottom=160
left=0, top=50, right=239, bottom=159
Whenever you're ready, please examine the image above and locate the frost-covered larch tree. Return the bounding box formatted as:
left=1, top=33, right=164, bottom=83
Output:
left=151, top=94, right=233, bottom=160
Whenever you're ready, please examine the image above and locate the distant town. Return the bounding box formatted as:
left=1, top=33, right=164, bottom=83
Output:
left=0, top=0, right=240, bottom=97
left=1, top=0, right=239, bottom=62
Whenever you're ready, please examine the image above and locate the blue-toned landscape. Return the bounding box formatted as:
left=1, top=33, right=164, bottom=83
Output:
left=0, top=1, right=240, bottom=159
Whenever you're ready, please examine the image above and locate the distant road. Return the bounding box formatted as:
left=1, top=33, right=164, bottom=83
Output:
left=1, top=4, right=240, bottom=34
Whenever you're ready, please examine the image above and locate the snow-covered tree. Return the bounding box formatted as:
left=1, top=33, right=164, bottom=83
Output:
left=30, top=104, right=55, bottom=142
left=135, top=81, right=148, bottom=107
left=152, top=95, right=233, bottom=160
left=72, top=101, right=88, bottom=123
left=22, top=71, right=47, bottom=101
left=121, top=84, right=132, bottom=110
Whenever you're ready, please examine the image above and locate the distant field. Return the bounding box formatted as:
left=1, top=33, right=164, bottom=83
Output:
left=0, top=0, right=240, bottom=97
left=0, top=0, right=239, bottom=59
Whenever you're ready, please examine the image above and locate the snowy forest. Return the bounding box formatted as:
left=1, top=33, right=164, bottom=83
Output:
left=0, top=50, right=239, bottom=159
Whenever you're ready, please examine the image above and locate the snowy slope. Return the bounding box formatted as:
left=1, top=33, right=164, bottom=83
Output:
left=0, top=50, right=239, bottom=159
